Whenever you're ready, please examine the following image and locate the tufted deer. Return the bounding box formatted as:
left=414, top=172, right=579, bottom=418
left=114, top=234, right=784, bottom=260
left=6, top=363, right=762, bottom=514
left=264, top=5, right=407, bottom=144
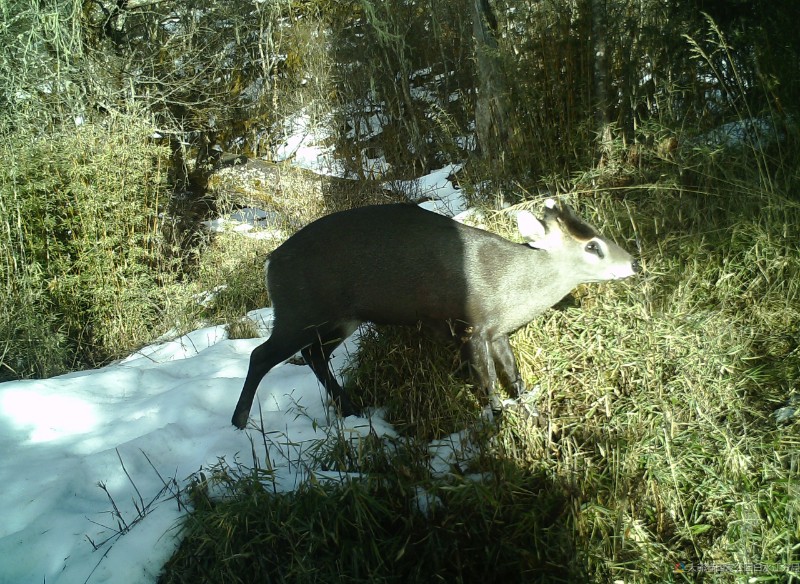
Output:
left=232, top=199, right=638, bottom=429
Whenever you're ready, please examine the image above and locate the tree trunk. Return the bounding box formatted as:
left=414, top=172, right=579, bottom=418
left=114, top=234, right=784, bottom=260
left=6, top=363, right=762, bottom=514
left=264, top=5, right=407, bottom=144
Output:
left=590, top=0, right=616, bottom=164
left=470, top=0, right=509, bottom=164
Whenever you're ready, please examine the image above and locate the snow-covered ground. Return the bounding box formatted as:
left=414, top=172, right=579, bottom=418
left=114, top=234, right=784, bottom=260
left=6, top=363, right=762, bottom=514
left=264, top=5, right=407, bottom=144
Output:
left=0, top=311, right=353, bottom=583
left=0, top=304, right=485, bottom=583
left=0, top=142, right=476, bottom=583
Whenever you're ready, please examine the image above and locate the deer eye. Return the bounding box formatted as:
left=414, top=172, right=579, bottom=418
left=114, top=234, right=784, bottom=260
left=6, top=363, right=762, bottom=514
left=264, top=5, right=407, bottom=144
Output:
left=585, top=241, right=605, bottom=258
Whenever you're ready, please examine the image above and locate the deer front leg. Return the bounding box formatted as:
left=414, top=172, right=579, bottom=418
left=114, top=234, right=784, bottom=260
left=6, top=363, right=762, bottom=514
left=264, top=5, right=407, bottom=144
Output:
left=491, top=334, right=541, bottom=421
left=461, top=329, right=503, bottom=413
left=490, top=334, right=526, bottom=399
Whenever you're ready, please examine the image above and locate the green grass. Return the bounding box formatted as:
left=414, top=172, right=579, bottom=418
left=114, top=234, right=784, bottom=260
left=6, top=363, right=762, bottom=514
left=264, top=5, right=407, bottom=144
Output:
left=159, top=134, right=800, bottom=583
left=0, top=117, right=174, bottom=378
left=161, top=431, right=584, bottom=584
left=2, top=5, right=796, bottom=580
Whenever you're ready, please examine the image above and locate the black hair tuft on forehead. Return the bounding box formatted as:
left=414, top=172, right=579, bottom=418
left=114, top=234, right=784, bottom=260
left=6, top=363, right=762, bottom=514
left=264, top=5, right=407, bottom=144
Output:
left=556, top=204, right=599, bottom=241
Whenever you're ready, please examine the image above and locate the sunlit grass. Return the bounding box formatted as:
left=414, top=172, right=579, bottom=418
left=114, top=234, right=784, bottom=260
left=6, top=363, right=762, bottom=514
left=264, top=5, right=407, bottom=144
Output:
left=161, top=161, right=800, bottom=582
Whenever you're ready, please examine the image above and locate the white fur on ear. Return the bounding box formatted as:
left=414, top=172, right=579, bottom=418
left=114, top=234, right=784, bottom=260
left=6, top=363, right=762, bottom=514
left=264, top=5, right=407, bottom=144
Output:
left=544, top=198, right=557, bottom=209
left=516, top=210, right=547, bottom=242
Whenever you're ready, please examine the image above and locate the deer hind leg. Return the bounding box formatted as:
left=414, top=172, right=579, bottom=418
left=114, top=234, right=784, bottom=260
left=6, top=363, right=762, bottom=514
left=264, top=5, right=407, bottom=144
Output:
left=232, top=326, right=314, bottom=429
left=300, top=321, right=360, bottom=417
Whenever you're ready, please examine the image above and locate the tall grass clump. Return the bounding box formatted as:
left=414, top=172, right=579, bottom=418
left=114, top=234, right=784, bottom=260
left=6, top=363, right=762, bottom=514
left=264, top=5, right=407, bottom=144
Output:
left=161, top=157, right=800, bottom=582
left=160, top=430, right=583, bottom=584
left=162, top=5, right=800, bottom=582
left=0, top=116, right=172, bottom=379
left=490, top=142, right=800, bottom=579
left=328, top=0, right=474, bottom=179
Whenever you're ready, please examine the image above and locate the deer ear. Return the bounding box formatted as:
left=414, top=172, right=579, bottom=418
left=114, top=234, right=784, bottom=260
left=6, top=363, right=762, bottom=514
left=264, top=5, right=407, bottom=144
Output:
left=542, top=198, right=559, bottom=217
left=517, top=210, right=547, bottom=243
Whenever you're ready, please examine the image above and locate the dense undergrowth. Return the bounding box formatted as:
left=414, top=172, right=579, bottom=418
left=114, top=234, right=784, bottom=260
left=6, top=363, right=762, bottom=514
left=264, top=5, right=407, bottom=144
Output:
left=2, top=0, right=799, bottom=582
left=161, top=140, right=800, bottom=582
left=0, top=119, right=173, bottom=378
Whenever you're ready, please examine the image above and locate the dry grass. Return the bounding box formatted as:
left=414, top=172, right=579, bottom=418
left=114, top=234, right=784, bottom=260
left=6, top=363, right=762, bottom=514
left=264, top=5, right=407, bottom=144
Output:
left=3, top=1, right=797, bottom=581
left=161, top=167, right=800, bottom=582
